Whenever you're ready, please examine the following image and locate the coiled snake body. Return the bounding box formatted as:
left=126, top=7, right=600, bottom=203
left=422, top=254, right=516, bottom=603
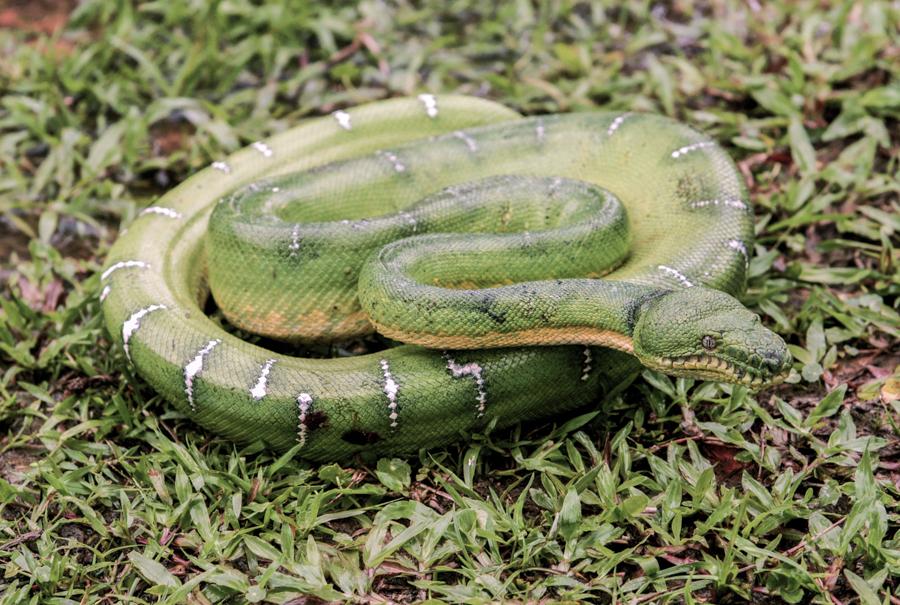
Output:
left=101, top=96, right=790, bottom=460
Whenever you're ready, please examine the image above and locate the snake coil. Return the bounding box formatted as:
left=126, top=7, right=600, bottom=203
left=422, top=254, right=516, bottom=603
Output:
left=101, top=95, right=790, bottom=460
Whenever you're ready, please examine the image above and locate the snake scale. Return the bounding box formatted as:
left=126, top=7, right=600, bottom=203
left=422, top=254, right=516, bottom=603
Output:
left=100, top=95, right=791, bottom=460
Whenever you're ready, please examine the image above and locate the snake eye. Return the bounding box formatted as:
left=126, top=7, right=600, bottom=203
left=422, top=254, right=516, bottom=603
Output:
left=701, top=335, right=717, bottom=350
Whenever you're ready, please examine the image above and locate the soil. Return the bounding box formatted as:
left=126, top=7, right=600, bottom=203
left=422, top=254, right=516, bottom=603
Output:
left=0, top=0, right=77, bottom=34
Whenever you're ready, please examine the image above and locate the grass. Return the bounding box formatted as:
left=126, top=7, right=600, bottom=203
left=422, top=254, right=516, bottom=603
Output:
left=0, top=0, right=898, bottom=602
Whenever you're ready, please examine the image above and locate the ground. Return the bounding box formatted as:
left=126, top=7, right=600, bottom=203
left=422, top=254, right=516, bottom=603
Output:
left=0, top=1, right=898, bottom=603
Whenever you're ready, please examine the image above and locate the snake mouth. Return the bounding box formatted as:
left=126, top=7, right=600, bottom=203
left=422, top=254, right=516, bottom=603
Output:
left=649, top=353, right=791, bottom=388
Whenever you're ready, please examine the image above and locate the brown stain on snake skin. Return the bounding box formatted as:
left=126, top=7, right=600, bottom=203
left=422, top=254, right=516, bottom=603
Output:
left=224, top=307, right=373, bottom=342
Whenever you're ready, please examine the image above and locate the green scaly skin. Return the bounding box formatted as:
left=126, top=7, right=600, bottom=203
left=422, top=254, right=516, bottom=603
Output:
left=100, top=95, right=791, bottom=461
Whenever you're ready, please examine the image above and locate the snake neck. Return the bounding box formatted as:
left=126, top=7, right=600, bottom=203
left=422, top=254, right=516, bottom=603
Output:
left=371, top=321, right=639, bottom=354
left=362, top=275, right=666, bottom=354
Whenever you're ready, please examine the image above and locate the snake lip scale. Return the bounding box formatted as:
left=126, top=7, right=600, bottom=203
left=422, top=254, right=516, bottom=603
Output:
left=100, top=95, right=793, bottom=460
left=647, top=353, right=792, bottom=387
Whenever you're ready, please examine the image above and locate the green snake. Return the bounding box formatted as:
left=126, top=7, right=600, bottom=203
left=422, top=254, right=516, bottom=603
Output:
left=100, top=95, right=791, bottom=460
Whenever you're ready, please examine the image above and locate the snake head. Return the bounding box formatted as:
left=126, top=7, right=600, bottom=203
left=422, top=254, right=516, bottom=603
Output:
left=632, top=288, right=791, bottom=388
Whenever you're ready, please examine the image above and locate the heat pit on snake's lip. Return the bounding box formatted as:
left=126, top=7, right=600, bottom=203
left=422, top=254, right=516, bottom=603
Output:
left=652, top=352, right=791, bottom=388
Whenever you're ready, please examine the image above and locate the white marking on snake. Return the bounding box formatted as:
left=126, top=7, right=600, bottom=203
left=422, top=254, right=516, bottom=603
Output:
left=607, top=113, right=630, bottom=136
left=671, top=141, right=715, bottom=158
left=689, top=198, right=749, bottom=211
left=728, top=239, right=750, bottom=266
left=211, top=161, right=231, bottom=173
left=139, top=206, right=182, bottom=219
left=333, top=110, right=352, bottom=131
left=418, top=93, right=438, bottom=118
left=289, top=224, right=301, bottom=256
left=377, top=150, right=406, bottom=172
left=250, top=359, right=277, bottom=401
left=380, top=359, right=400, bottom=428
left=99, top=285, right=111, bottom=302
left=446, top=356, right=487, bottom=417
left=122, top=304, right=166, bottom=362
left=397, top=210, right=418, bottom=231
left=535, top=118, right=545, bottom=143
left=297, top=393, right=313, bottom=447
left=101, top=260, right=149, bottom=281
left=581, top=347, right=593, bottom=381
left=184, top=339, right=221, bottom=411
left=252, top=141, right=273, bottom=157
left=549, top=177, right=563, bottom=195
left=453, top=131, right=478, bottom=153
left=658, top=265, right=694, bottom=287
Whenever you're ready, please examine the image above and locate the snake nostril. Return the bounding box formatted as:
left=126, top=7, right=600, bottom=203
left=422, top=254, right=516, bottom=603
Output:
left=763, top=352, right=790, bottom=372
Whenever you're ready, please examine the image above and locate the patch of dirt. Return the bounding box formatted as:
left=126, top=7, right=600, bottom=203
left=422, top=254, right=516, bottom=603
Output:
left=150, top=121, right=195, bottom=157
left=52, top=214, right=106, bottom=260
left=0, top=217, right=31, bottom=266
left=56, top=373, right=119, bottom=398
left=0, top=0, right=77, bottom=34
left=0, top=447, right=41, bottom=485
left=826, top=347, right=898, bottom=396
left=1, top=214, right=106, bottom=272
left=704, top=442, right=750, bottom=483
left=0, top=217, right=31, bottom=305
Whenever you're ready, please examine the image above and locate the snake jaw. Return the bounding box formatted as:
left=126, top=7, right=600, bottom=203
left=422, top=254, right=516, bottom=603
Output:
left=647, top=352, right=791, bottom=388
